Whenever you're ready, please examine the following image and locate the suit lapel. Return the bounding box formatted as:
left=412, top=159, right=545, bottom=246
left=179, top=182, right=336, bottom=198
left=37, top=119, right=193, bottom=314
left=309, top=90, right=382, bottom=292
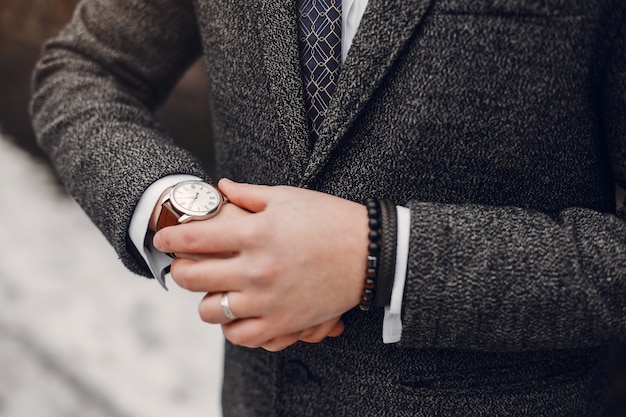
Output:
left=301, top=0, right=436, bottom=186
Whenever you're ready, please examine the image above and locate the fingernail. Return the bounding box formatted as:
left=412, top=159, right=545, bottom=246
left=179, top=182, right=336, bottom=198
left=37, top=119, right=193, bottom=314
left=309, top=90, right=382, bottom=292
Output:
left=153, top=233, right=162, bottom=250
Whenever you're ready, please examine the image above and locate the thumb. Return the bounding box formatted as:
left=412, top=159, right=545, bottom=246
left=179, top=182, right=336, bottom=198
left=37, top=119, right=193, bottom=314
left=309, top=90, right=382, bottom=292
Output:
left=218, top=178, right=271, bottom=213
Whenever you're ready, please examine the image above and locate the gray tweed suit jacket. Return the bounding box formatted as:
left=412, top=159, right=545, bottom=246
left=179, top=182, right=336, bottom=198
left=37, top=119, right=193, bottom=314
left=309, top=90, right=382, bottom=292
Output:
left=31, top=0, right=626, bottom=415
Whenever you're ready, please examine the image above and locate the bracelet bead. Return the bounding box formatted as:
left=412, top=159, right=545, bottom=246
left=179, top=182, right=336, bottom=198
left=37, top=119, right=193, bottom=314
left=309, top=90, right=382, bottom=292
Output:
left=368, top=242, right=380, bottom=254
left=360, top=198, right=382, bottom=311
left=368, top=229, right=380, bottom=242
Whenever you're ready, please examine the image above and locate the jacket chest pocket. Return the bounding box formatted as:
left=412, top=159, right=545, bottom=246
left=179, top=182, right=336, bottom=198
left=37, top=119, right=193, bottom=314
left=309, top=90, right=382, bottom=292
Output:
left=430, top=0, right=590, bottom=16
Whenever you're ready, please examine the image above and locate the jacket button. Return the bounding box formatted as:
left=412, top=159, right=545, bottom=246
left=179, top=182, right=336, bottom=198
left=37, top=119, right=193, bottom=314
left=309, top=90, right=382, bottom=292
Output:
left=282, top=361, right=310, bottom=383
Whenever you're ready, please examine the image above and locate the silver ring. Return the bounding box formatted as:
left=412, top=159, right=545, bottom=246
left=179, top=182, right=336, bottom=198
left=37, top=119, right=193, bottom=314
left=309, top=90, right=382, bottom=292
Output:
left=220, top=292, right=237, bottom=320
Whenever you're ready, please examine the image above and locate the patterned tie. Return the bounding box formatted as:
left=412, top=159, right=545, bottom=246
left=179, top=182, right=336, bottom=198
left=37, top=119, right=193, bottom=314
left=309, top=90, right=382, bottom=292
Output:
left=297, top=0, right=342, bottom=143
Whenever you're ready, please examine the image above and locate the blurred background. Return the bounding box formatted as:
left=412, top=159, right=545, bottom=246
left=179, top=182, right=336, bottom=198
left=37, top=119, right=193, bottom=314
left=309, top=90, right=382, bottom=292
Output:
left=0, top=1, right=223, bottom=417
left=0, top=1, right=625, bottom=417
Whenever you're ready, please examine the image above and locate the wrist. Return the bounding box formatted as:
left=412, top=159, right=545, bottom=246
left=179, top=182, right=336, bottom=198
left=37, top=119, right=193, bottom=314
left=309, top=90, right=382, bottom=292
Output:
left=148, top=180, right=226, bottom=232
left=360, top=198, right=397, bottom=311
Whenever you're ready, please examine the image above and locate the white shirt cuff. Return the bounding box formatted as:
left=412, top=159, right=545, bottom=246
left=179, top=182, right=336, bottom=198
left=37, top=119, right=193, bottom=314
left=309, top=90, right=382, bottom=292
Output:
left=128, top=174, right=201, bottom=289
left=383, top=205, right=410, bottom=344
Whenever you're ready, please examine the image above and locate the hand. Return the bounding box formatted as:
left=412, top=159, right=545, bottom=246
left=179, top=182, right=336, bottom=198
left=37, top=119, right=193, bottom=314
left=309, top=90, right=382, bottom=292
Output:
left=245, top=319, right=345, bottom=352
left=163, top=200, right=346, bottom=351
left=153, top=179, right=368, bottom=350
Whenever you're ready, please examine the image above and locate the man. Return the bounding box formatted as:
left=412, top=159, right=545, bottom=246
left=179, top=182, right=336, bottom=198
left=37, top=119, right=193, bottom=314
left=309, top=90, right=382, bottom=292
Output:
left=31, top=0, right=626, bottom=416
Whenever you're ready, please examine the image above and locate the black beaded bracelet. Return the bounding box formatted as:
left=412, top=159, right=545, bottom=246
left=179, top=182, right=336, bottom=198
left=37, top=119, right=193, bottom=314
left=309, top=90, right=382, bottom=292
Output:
left=374, top=199, right=397, bottom=307
left=360, top=198, right=381, bottom=311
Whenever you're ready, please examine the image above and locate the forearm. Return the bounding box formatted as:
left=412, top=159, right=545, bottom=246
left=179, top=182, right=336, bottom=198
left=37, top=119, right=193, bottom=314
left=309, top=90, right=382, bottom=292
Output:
left=30, top=0, right=207, bottom=275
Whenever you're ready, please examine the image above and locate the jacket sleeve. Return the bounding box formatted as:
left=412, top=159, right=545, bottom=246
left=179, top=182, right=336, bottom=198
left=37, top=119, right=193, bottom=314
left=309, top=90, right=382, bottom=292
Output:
left=399, top=13, right=626, bottom=352
left=30, top=0, right=208, bottom=276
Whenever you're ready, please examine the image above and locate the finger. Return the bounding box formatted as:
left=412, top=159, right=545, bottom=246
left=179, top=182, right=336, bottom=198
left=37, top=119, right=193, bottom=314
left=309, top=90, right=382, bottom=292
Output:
left=173, top=252, right=233, bottom=261
left=221, top=317, right=276, bottom=349
left=169, top=257, right=242, bottom=293
left=299, top=319, right=344, bottom=343
left=198, top=292, right=245, bottom=324
left=153, top=204, right=246, bottom=254
left=260, top=333, right=301, bottom=352
left=221, top=315, right=338, bottom=349
left=218, top=178, right=272, bottom=213
left=327, top=320, right=345, bottom=337
left=154, top=221, right=240, bottom=254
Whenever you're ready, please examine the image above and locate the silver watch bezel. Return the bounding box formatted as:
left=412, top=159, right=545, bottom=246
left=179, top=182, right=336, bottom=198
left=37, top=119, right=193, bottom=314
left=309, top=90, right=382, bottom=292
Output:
left=169, top=180, right=224, bottom=222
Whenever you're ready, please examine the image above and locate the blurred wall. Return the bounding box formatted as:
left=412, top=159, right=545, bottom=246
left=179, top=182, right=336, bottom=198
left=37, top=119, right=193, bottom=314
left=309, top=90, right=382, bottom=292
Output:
left=0, top=0, right=75, bottom=158
left=0, top=0, right=77, bottom=43
left=0, top=0, right=214, bottom=171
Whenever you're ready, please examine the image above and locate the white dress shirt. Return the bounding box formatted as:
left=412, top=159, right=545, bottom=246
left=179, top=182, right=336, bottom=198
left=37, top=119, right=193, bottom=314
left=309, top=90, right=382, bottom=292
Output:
left=129, top=0, right=409, bottom=343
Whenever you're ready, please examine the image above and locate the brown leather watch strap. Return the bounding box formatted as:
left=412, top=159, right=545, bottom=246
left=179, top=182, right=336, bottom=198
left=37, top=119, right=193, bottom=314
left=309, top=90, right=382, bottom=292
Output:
left=148, top=186, right=172, bottom=232
left=156, top=201, right=182, bottom=231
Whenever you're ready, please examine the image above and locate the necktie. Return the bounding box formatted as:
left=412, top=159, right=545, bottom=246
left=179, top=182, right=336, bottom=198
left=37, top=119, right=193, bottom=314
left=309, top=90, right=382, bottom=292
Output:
left=297, top=0, right=342, bottom=143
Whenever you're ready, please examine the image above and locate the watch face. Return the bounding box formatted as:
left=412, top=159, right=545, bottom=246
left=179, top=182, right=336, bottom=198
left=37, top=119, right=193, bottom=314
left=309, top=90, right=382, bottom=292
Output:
left=170, top=181, right=222, bottom=216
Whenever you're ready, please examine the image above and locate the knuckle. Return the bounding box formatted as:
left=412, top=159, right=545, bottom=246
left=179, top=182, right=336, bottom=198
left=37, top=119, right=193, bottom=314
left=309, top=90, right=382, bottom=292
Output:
left=246, top=260, right=277, bottom=285
left=222, top=325, right=242, bottom=345
left=303, top=332, right=326, bottom=343
left=169, top=261, right=198, bottom=291
left=237, top=220, right=265, bottom=242
left=263, top=335, right=298, bottom=352
left=155, top=229, right=173, bottom=249
left=224, top=331, right=249, bottom=347
left=168, top=260, right=184, bottom=282
left=262, top=344, right=282, bottom=353
left=224, top=324, right=269, bottom=348
left=179, top=227, right=203, bottom=252
left=198, top=301, right=217, bottom=323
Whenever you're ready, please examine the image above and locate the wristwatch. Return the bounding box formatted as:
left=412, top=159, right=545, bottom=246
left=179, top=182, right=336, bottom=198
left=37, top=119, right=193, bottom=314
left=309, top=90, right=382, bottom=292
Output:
left=148, top=180, right=226, bottom=232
